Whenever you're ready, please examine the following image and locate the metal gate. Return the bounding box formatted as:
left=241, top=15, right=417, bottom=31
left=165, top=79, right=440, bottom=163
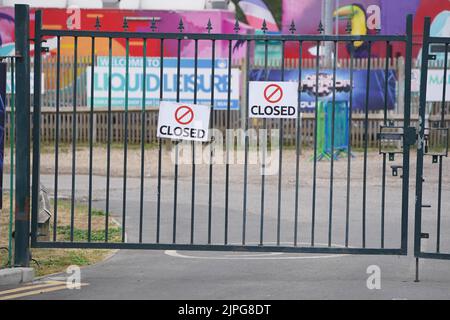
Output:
left=414, top=17, right=450, bottom=262
left=11, top=5, right=417, bottom=265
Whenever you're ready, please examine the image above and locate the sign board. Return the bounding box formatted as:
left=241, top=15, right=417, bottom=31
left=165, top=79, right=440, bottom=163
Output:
left=411, top=69, right=450, bottom=101
left=157, top=101, right=211, bottom=142
left=6, top=72, right=45, bottom=94
left=88, top=58, right=240, bottom=110
left=249, top=81, right=299, bottom=118
left=254, top=30, right=282, bottom=65
left=250, top=69, right=396, bottom=111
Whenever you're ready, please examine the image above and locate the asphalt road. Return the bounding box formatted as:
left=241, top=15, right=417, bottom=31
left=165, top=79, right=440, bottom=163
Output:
left=2, top=149, right=450, bottom=299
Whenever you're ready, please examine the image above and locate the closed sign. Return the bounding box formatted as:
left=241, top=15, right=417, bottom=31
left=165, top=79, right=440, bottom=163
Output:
left=249, top=81, right=299, bottom=119
left=157, top=101, right=211, bottom=142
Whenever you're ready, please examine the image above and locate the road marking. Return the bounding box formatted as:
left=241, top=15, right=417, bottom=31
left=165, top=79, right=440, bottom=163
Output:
left=0, top=281, right=64, bottom=296
left=165, top=250, right=346, bottom=260
left=0, top=281, right=89, bottom=300
left=164, top=242, right=350, bottom=260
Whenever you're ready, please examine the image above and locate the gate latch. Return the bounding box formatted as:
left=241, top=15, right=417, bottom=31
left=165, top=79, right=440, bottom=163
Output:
left=404, top=126, right=417, bottom=146
left=391, top=165, right=403, bottom=177
left=420, top=233, right=429, bottom=239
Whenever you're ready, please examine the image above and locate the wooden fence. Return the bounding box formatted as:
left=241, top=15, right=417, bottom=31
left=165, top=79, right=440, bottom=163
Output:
left=4, top=108, right=449, bottom=149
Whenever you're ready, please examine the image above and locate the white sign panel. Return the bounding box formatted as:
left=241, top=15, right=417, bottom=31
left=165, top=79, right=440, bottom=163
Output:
left=87, top=58, right=240, bottom=109
left=249, top=81, right=299, bottom=118
left=411, top=69, right=450, bottom=101
left=6, top=72, right=45, bottom=94
left=157, top=101, right=211, bottom=142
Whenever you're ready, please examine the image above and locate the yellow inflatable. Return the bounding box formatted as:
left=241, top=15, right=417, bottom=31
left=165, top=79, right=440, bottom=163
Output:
left=333, top=4, right=367, bottom=48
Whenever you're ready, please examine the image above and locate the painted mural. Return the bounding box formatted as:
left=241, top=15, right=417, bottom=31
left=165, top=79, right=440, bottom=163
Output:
left=0, top=7, right=248, bottom=58
left=282, top=0, right=450, bottom=59
left=1, top=1, right=449, bottom=59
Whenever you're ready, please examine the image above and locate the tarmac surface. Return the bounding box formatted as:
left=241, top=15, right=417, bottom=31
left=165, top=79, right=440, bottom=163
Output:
left=1, top=148, right=450, bottom=299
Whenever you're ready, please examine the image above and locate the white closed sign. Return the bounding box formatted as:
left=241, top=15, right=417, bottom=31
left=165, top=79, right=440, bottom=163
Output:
left=157, top=101, right=211, bottom=142
left=249, top=81, right=299, bottom=118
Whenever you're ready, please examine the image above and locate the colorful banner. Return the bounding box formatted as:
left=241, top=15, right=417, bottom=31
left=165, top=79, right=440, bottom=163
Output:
left=0, top=7, right=248, bottom=58
left=88, top=58, right=240, bottom=110
left=411, top=69, right=450, bottom=102
left=249, top=68, right=396, bottom=111
left=282, top=0, right=450, bottom=59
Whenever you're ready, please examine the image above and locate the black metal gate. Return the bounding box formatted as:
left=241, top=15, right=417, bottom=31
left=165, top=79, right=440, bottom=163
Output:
left=414, top=17, right=450, bottom=261
left=10, top=5, right=418, bottom=265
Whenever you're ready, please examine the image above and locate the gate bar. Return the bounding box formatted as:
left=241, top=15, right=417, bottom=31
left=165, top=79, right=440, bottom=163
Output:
left=436, top=43, right=448, bottom=253
left=207, top=39, right=216, bottom=245
left=362, top=41, right=372, bottom=248
left=293, top=40, right=303, bottom=246
left=311, top=40, right=320, bottom=246
left=401, top=14, right=413, bottom=254
left=31, top=10, right=42, bottom=246
left=414, top=17, right=431, bottom=258
left=39, top=29, right=407, bottom=42
left=87, top=35, right=95, bottom=242
left=105, top=37, right=113, bottom=242
left=328, top=40, right=337, bottom=247
left=345, top=41, right=355, bottom=248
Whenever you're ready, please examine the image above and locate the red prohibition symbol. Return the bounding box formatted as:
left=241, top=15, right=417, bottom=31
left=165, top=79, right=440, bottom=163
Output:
left=263, top=84, right=283, bottom=103
left=175, top=105, right=194, bottom=125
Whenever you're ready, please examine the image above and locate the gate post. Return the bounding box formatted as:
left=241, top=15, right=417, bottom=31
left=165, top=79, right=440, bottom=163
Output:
left=14, top=4, right=31, bottom=267
left=400, top=14, right=413, bottom=253
left=414, top=17, right=431, bottom=259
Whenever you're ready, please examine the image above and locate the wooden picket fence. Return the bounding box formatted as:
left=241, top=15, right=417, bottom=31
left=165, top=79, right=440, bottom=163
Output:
left=4, top=108, right=448, bottom=148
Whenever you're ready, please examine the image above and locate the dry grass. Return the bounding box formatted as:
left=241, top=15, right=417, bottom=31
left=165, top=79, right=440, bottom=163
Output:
left=0, top=194, right=121, bottom=277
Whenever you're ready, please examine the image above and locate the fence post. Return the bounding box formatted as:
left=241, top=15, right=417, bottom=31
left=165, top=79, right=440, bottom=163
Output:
left=14, top=4, right=31, bottom=267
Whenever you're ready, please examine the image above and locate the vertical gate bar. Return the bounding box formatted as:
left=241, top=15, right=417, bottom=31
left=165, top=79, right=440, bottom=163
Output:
left=311, top=40, right=320, bottom=247
left=362, top=41, right=372, bottom=248
left=436, top=156, right=442, bottom=252
left=70, top=36, right=78, bottom=242
left=122, top=37, right=130, bottom=243
left=156, top=38, right=164, bottom=243
left=345, top=41, right=354, bottom=248
left=260, top=38, right=269, bottom=246
left=53, top=36, right=61, bottom=242
left=190, top=39, right=199, bottom=244
left=87, top=36, right=95, bottom=242
left=327, top=40, right=337, bottom=247
left=139, top=39, right=147, bottom=243
left=414, top=17, right=430, bottom=258
left=436, top=42, right=448, bottom=253
left=31, top=10, right=42, bottom=246
left=276, top=40, right=285, bottom=246
left=401, top=15, right=413, bottom=254
left=8, top=57, right=15, bottom=265
left=440, top=43, right=448, bottom=125
left=14, top=3, right=31, bottom=266
left=105, top=37, right=113, bottom=242
left=224, top=39, right=232, bottom=245
left=380, top=41, right=390, bottom=248
left=242, top=39, right=250, bottom=245
left=208, top=39, right=216, bottom=244
left=294, top=41, right=303, bottom=246
left=173, top=37, right=182, bottom=244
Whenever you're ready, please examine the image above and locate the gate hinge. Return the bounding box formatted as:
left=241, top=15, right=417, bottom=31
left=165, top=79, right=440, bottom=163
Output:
left=404, top=126, right=417, bottom=145
left=428, top=54, right=437, bottom=61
